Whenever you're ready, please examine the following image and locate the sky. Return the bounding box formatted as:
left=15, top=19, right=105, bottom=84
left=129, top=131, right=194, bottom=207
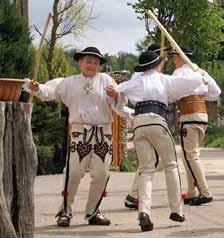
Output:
left=29, top=0, right=147, bottom=55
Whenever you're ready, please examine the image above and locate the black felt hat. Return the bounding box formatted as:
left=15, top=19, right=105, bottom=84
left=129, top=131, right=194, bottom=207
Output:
left=73, top=47, right=107, bottom=65
left=147, top=43, right=169, bottom=53
left=134, top=51, right=165, bottom=72
left=169, top=45, right=193, bottom=56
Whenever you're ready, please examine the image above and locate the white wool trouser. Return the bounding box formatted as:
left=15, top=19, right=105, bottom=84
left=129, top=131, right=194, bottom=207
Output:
left=180, top=121, right=211, bottom=198
left=58, top=124, right=112, bottom=219
left=133, top=114, right=183, bottom=218
left=128, top=157, right=165, bottom=199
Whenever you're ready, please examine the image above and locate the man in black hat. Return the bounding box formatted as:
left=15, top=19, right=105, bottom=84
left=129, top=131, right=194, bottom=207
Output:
left=124, top=43, right=169, bottom=210
left=25, top=46, right=133, bottom=227
left=170, top=46, right=221, bottom=206
left=106, top=50, right=205, bottom=232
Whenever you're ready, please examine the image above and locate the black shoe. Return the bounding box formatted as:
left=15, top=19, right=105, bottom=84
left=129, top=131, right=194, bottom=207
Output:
left=184, top=197, right=197, bottom=205
left=88, top=211, right=111, bottom=226
left=124, top=194, right=139, bottom=209
left=56, top=211, right=72, bottom=227
left=169, top=213, right=185, bottom=222
left=190, top=195, right=213, bottom=206
left=138, top=212, right=154, bottom=232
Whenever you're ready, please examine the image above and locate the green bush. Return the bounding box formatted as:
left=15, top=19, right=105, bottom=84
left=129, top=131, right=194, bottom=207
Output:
left=119, top=149, right=138, bottom=172
left=203, top=126, right=224, bottom=148
left=37, top=145, right=56, bottom=175
left=0, top=0, right=34, bottom=78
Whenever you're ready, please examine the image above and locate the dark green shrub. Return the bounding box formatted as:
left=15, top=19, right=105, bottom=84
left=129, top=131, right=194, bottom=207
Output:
left=0, top=0, right=34, bottom=78
left=119, top=148, right=138, bottom=172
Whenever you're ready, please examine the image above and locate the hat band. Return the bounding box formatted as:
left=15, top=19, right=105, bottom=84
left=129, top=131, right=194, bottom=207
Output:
left=139, top=56, right=160, bottom=66
left=80, top=52, right=103, bottom=58
left=172, top=50, right=193, bottom=55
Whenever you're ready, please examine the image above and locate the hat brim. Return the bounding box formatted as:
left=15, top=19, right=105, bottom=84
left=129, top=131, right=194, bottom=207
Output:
left=168, top=50, right=193, bottom=56
left=134, top=56, right=165, bottom=72
left=73, top=52, right=107, bottom=65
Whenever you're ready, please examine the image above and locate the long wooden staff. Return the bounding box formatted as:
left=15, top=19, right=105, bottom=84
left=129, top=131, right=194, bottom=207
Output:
left=160, top=32, right=166, bottom=57
left=28, top=13, right=52, bottom=103
left=147, top=10, right=198, bottom=71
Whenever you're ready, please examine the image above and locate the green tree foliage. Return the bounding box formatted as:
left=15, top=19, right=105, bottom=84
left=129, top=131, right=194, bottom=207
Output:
left=46, top=0, right=95, bottom=80
left=102, top=52, right=138, bottom=74
left=128, top=0, right=224, bottom=63
left=0, top=0, right=34, bottom=78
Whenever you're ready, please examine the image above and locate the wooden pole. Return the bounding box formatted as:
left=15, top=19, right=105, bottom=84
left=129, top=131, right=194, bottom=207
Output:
left=160, top=32, right=165, bottom=57
left=147, top=10, right=197, bottom=71
left=28, top=13, right=52, bottom=103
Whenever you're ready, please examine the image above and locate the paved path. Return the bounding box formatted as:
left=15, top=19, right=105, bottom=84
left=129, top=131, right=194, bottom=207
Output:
left=34, top=147, right=224, bottom=238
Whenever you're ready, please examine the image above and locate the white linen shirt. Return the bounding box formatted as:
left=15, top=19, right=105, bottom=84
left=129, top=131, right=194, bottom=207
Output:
left=116, top=69, right=203, bottom=107
left=172, top=64, right=221, bottom=101
left=33, top=73, right=131, bottom=125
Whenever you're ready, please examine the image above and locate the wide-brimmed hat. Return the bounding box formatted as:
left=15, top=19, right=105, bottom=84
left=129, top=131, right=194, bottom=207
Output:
left=147, top=43, right=169, bottom=53
left=73, top=47, right=107, bottom=65
left=169, top=45, right=193, bottom=56
left=134, top=51, right=165, bottom=72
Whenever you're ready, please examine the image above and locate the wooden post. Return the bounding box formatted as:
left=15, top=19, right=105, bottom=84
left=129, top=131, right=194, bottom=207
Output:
left=110, top=71, right=130, bottom=170
left=0, top=102, right=38, bottom=238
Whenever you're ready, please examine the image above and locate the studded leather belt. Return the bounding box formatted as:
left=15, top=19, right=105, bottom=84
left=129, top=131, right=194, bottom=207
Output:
left=178, top=95, right=207, bottom=116
left=135, top=100, right=168, bottom=119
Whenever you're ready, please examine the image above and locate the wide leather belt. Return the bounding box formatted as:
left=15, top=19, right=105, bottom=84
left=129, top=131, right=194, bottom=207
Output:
left=178, top=95, right=207, bottom=116
left=135, top=100, right=168, bottom=119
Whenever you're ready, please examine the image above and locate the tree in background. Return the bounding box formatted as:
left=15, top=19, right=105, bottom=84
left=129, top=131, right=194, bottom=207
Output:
left=37, top=0, right=95, bottom=80
left=102, top=52, right=138, bottom=74
left=128, top=0, right=224, bottom=64
left=0, top=0, right=34, bottom=78
left=14, top=0, right=29, bottom=20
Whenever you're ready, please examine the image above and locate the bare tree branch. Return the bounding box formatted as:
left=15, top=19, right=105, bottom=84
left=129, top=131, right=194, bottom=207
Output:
left=33, top=25, right=50, bottom=45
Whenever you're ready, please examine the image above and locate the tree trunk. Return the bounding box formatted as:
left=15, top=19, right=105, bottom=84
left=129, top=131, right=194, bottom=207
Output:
left=0, top=102, right=38, bottom=238
left=0, top=103, right=17, bottom=238
left=14, top=0, right=29, bottom=21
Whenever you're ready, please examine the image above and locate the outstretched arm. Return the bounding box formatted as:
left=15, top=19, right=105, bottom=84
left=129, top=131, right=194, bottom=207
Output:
left=23, top=78, right=64, bottom=101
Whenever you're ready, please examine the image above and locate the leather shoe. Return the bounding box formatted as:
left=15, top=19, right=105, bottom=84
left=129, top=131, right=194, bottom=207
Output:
left=190, top=195, right=213, bottom=206
left=88, top=211, right=111, bottom=226
left=124, top=194, right=139, bottom=209
left=169, top=213, right=185, bottom=222
left=138, top=212, right=153, bottom=232
left=184, top=197, right=197, bottom=205
left=56, top=211, right=72, bottom=227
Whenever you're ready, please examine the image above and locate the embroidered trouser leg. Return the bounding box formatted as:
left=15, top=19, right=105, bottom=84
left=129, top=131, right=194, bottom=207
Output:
left=57, top=126, right=112, bottom=218
left=134, top=116, right=183, bottom=218
left=57, top=131, right=92, bottom=215
left=85, top=133, right=112, bottom=218
left=180, top=123, right=211, bottom=197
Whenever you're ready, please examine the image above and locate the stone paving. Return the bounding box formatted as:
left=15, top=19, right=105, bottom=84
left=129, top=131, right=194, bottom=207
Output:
left=34, top=146, right=224, bottom=238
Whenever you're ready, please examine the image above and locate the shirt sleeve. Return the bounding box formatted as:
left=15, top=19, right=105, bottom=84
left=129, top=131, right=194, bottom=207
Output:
left=116, top=76, right=144, bottom=102
left=204, top=72, right=221, bottom=101
left=106, top=74, right=135, bottom=120
left=166, top=72, right=203, bottom=102
left=112, top=92, right=135, bottom=120
left=36, top=77, right=65, bottom=101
